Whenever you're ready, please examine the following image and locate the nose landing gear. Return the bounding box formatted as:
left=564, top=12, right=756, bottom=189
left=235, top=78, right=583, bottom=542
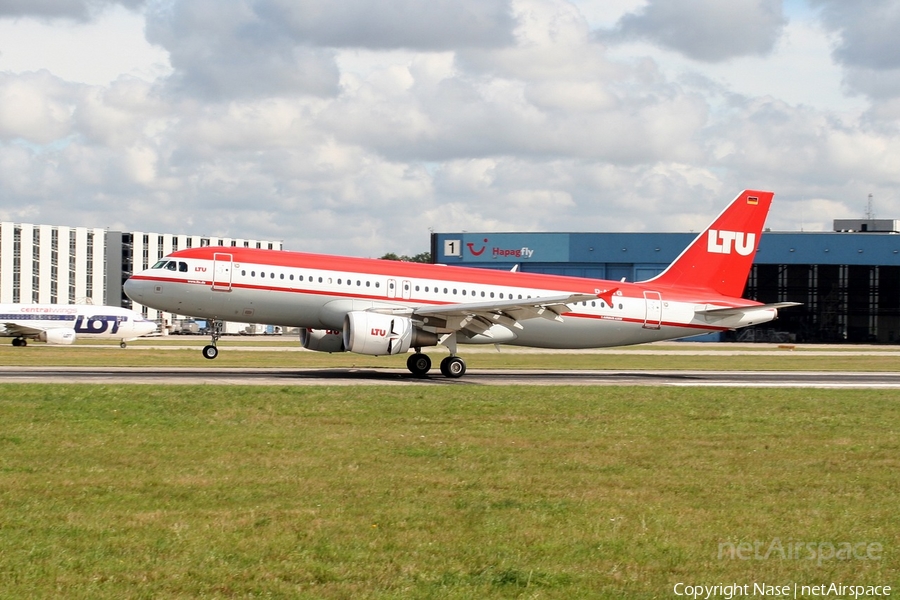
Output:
left=202, top=320, right=223, bottom=360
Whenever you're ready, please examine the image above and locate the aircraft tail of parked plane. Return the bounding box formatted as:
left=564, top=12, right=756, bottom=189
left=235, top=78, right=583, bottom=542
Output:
left=0, top=304, right=157, bottom=347
left=124, top=189, right=799, bottom=378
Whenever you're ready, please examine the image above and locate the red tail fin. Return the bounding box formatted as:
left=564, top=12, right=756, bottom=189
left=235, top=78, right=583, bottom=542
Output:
left=644, top=190, right=773, bottom=297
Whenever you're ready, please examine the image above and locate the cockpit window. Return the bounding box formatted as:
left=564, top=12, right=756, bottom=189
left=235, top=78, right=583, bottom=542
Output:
left=166, top=262, right=177, bottom=271
left=179, top=262, right=188, bottom=272
left=152, top=260, right=167, bottom=269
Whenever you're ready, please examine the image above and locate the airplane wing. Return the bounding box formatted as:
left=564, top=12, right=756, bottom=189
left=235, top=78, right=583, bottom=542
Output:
left=0, top=323, right=50, bottom=338
left=376, top=293, right=599, bottom=339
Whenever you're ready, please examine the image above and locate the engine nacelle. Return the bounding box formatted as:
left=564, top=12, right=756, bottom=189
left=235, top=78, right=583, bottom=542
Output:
left=299, top=328, right=346, bottom=353
left=342, top=312, right=438, bottom=356
left=38, top=328, right=76, bottom=345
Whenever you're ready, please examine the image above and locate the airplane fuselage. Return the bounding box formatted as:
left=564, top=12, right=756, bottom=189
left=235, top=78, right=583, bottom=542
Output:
left=125, top=249, right=776, bottom=349
left=0, top=304, right=157, bottom=346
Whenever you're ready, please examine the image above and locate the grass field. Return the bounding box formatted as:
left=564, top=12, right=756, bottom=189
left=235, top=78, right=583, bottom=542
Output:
left=0, top=385, right=897, bottom=598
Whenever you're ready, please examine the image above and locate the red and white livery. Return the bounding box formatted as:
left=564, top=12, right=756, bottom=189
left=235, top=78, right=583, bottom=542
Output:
left=124, top=190, right=797, bottom=378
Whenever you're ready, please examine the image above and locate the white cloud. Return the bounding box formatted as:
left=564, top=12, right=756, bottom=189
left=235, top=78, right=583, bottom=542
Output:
left=0, top=0, right=898, bottom=258
left=0, top=4, right=169, bottom=85
left=0, top=72, right=75, bottom=142
left=600, top=0, right=786, bottom=62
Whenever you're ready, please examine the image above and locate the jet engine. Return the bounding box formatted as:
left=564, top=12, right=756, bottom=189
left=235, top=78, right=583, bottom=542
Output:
left=299, top=328, right=345, bottom=353
left=342, top=311, right=438, bottom=356
left=37, top=328, right=76, bottom=345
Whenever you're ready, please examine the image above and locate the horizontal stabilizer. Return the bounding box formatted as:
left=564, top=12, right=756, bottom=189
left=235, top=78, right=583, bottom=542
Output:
left=695, top=302, right=802, bottom=317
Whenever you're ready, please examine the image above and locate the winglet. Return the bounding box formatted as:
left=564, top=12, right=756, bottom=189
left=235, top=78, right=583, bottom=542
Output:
left=643, top=190, right=773, bottom=297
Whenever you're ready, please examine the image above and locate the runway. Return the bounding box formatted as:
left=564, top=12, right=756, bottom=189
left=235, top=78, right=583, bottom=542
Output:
left=2, top=366, right=900, bottom=387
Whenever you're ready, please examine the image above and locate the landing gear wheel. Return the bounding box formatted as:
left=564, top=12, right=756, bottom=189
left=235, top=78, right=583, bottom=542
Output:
left=407, top=353, right=432, bottom=377
left=201, top=319, right=223, bottom=360
left=12, top=338, right=26, bottom=347
left=120, top=341, right=127, bottom=348
left=440, top=356, right=466, bottom=378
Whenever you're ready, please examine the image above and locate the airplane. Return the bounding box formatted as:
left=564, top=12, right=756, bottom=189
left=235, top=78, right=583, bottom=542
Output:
left=0, top=303, right=158, bottom=348
left=124, top=190, right=798, bottom=378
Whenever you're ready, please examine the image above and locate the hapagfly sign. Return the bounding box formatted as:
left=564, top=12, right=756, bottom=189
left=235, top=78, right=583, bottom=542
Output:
left=440, top=234, right=569, bottom=263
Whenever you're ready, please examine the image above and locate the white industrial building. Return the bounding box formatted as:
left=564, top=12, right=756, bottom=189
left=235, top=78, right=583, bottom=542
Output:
left=0, top=220, right=281, bottom=331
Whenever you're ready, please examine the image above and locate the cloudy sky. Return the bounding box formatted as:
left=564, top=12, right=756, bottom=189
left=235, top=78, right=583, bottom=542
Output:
left=0, top=0, right=898, bottom=256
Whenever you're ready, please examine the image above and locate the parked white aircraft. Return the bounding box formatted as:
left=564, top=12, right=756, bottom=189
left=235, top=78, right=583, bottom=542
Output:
left=124, top=190, right=797, bottom=378
left=0, top=304, right=157, bottom=347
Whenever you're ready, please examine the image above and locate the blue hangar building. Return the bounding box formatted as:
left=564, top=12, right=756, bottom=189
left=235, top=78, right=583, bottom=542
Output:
left=431, top=219, right=900, bottom=344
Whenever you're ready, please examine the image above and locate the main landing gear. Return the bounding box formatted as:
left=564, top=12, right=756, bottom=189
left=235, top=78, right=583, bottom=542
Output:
left=202, top=319, right=223, bottom=360
left=11, top=337, right=27, bottom=347
left=407, top=333, right=467, bottom=380
left=406, top=352, right=467, bottom=378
